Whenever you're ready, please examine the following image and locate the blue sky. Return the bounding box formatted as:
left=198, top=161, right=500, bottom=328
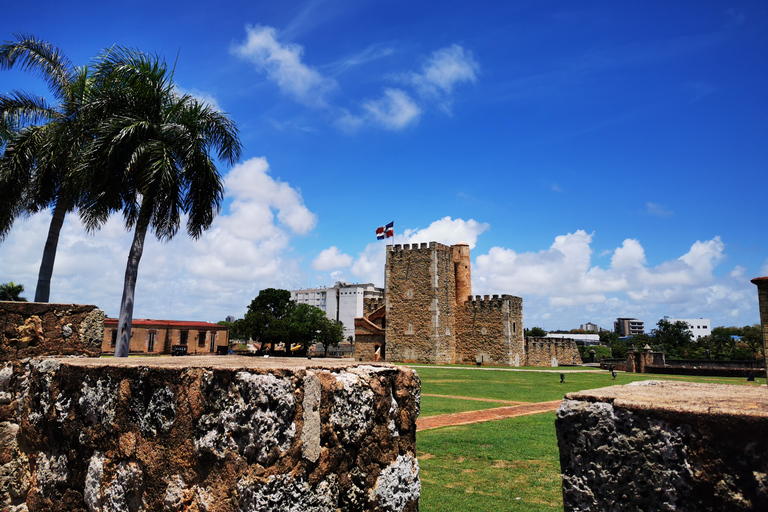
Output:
left=1, top=1, right=767, bottom=331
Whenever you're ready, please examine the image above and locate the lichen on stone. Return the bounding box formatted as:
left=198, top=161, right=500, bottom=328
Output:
left=84, top=451, right=104, bottom=512
left=369, top=453, right=421, bottom=512
left=79, top=377, right=117, bottom=427
left=133, top=386, right=176, bottom=437
left=195, top=371, right=296, bottom=464
left=330, top=371, right=374, bottom=444
left=34, top=451, right=69, bottom=497
left=236, top=473, right=338, bottom=512
left=102, top=461, right=144, bottom=512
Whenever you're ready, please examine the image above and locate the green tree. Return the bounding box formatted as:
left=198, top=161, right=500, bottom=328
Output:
left=93, top=49, right=241, bottom=357
left=525, top=326, right=547, bottom=337
left=0, top=281, right=27, bottom=301
left=243, top=288, right=295, bottom=354
left=288, top=303, right=328, bottom=354
left=317, top=318, right=344, bottom=357
left=0, top=34, right=119, bottom=302
left=599, top=331, right=620, bottom=345
left=652, top=319, right=693, bottom=358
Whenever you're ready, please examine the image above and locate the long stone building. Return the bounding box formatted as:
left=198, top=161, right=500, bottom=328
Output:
left=355, top=241, right=581, bottom=366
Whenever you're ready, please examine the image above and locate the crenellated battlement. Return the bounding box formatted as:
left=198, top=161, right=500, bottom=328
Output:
left=363, top=297, right=386, bottom=314
left=464, top=294, right=521, bottom=309
left=387, top=241, right=451, bottom=254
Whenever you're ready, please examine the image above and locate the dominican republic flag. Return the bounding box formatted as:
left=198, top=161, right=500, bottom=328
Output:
left=376, top=221, right=394, bottom=240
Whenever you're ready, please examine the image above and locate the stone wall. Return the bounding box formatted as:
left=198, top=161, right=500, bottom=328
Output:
left=525, top=337, right=582, bottom=367
left=456, top=295, right=524, bottom=366
left=0, top=302, right=104, bottom=360
left=556, top=381, right=768, bottom=511
left=0, top=356, right=421, bottom=512
left=386, top=243, right=456, bottom=364
left=751, top=276, right=768, bottom=380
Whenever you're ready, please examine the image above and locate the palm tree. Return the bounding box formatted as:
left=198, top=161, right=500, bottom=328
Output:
left=0, top=34, right=114, bottom=302
left=83, top=49, right=241, bottom=357
left=0, top=281, right=28, bottom=301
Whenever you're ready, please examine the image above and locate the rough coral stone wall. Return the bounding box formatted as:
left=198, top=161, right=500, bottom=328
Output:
left=455, top=295, right=523, bottom=366
left=0, top=357, right=421, bottom=512
left=0, top=302, right=104, bottom=360
left=386, top=243, right=456, bottom=364
left=556, top=381, right=768, bottom=511
left=525, top=337, right=582, bottom=367
left=751, top=277, right=768, bottom=380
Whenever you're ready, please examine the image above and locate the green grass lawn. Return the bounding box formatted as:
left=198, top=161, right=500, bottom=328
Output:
left=414, top=367, right=765, bottom=511
left=415, top=366, right=764, bottom=416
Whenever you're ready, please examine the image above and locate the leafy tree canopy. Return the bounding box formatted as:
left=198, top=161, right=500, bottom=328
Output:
left=0, top=281, right=27, bottom=301
left=525, top=326, right=547, bottom=337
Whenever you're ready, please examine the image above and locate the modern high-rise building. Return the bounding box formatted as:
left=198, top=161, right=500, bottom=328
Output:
left=614, top=317, right=645, bottom=337
left=291, top=282, right=384, bottom=340
left=663, top=317, right=711, bottom=339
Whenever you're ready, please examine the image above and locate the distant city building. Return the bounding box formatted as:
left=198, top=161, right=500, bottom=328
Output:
left=291, top=282, right=384, bottom=340
left=580, top=322, right=609, bottom=333
left=225, top=315, right=236, bottom=323
left=615, top=317, right=645, bottom=337
left=548, top=333, right=600, bottom=345
left=663, top=317, right=711, bottom=339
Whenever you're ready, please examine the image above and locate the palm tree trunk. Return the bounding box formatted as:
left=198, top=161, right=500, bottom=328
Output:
left=114, top=220, right=149, bottom=357
left=34, top=200, right=68, bottom=302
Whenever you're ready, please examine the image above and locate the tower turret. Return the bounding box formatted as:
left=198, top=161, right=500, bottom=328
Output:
left=452, top=243, right=471, bottom=305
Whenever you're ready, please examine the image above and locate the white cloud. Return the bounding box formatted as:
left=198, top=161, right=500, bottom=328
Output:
left=232, top=25, right=337, bottom=107
left=175, top=86, right=221, bottom=110
left=362, top=88, right=421, bottom=130
left=401, top=217, right=489, bottom=249
left=0, top=157, right=318, bottom=321
left=645, top=202, right=674, bottom=216
left=411, top=44, right=479, bottom=99
left=313, top=246, right=353, bottom=270
left=340, top=44, right=479, bottom=131
left=473, top=231, right=755, bottom=329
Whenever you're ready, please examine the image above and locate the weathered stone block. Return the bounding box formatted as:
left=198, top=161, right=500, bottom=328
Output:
left=556, top=381, right=768, bottom=511
left=3, top=356, right=420, bottom=511
left=0, top=302, right=104, bottom=360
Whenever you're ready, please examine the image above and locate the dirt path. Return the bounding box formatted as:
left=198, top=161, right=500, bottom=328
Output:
left=417, top=400, right=563, bottom=432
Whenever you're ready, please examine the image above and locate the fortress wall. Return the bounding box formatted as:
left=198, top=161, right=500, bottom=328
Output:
left=0, top=357, right=421, bottom=512
left=0, top=301, right=104, bottom=360
left=526, top=337, right=582, bottom=367
left=557, top=381, right=768, bottom=511
left=456, top=295, right=524, bottom=366
left=363, top=298, right=385, bottom=316
left=386, top=243, right=456, bottom=364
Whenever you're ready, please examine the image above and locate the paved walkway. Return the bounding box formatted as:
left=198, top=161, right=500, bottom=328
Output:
left=416, top=399, right=563, bottom=432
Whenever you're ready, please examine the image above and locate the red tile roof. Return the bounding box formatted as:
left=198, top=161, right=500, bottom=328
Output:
left=104, top=318, right=227, bottom=329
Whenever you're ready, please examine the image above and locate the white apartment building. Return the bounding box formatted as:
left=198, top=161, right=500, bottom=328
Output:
left=291, top=282, right=384, bottom=340
left=663, top=317, right=711, bottom=339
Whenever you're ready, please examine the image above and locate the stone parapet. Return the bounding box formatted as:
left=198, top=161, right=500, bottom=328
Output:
left=0, top=301, right=104, bottom=360
left=0, top=356, right=421, bottom=511
left=556, top=381, right=768, bottom=511
left=525, top=337, right=581, bottom=367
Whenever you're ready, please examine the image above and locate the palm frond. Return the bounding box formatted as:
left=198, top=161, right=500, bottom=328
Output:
left=0, top=33, right=75, bottom=100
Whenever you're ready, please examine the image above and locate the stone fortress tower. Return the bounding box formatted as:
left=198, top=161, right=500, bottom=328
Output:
left=355, top=241, right=581, bottom=367
left=379, top=241, right=524, bottom=365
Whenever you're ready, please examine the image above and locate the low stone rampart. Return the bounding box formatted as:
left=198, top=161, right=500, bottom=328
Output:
left=0, top=356, right=421, bottom=512
left=0, top=301, right=104, bottom=360
left=556, top=381, right=768, bottom=511
left=525, top=337, right=582, bottom=367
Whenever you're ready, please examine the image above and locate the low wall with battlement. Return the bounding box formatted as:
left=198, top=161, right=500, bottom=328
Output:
left=0, top=357, right=421, bottom=511
left=557, top=381, right=768, bottom=511
left=363, top=298, right=386, bottom=316
left=525, top=337, right=582, bottom=367
left=0, top=301, right=104, bottom=360
left=456, top=295, right=523, bottom=366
